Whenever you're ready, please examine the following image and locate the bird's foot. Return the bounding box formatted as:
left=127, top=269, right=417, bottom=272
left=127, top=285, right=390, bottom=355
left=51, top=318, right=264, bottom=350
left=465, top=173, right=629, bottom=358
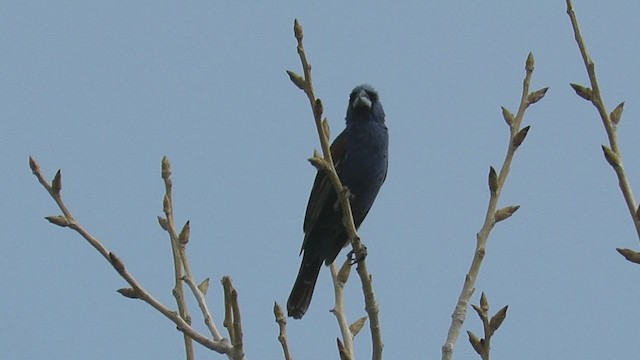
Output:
left=347, top=246, right=367, bottom=265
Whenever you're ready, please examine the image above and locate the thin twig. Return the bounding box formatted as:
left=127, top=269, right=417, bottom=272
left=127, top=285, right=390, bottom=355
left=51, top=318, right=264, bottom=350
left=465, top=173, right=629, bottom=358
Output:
left=231, top=287, right=244, bottom=359
left=330, top=261, right=355, bottom=360
left=160, top=157, right=195, bottom=359
left=288, top=18, right=384, bottom=359
left=441, top=53, right=547, bottom=360
left=223, top=277, right=234, bottom=340
left=29, top=156, right=234, bottom=355
left=566, top=0, right=640, bottom=245
left=466, top=293, right=509, bottom=360
left=182, top=276, right=224, bottom=341
left=222, top=276, right=245, bottom=360
left=174, top=219, right=225, bottom=343
left=29, top=159, right=109, bottom=260
left=273, top=302, right=294, bottom=360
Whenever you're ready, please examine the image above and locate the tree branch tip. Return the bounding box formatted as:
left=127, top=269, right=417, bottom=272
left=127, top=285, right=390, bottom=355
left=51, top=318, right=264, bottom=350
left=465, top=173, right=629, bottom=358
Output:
left=349, top=316, right=367, bottom=337
left=488, top=166, right=498, bottom=194
left=616, top=248, right=640, bottom=264
left=293, top=19, right=303, bottom=40
left=108, top=252, right=125, bottom=272
left=314, top=98, right=324, bottom=117
left=157, top=216, right=169, bottom=230
left=525, top=52, right=535, bottom=71
left=117, top=287, right=140, bottom=299
left=161, top=156, right=171, bottom=180
left=501, top=106, right=514, bottom=126
left=273, top=302, right=285, bottom=319
left=197, top=278, right=210, bottom=295
left=471, top=303, right=485, bottom=319
left=467, top=330, right=484, bottom=355
left=286, top=70, right=306, bottom=90
left=601, top=145, right=621, bottom=168
left=479, top=292, right=489, bottom=312
left=495, top=205, right=521, bottom=222
left=45, top=215, right=70, bottom=227
left=337, top=259, right=352, bottom=284
left=489, top=305, right=509, bottom=332
left=178, top=220, right=191, bottom=245
left=512, top=126, right=531, bottom=148
left=28, top=156, right=40, bottom=174
left=527, top=87, right=549, bottom=105
left=610, top=101, right=625, bottom=125
left=570, top=83, right=593, bottom=101
left=52, top=169, right=62, bottom=195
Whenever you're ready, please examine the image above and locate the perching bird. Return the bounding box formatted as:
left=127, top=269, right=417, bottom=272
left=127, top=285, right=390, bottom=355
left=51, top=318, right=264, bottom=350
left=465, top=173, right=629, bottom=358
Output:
left=287, top=84, right=389, bottom=319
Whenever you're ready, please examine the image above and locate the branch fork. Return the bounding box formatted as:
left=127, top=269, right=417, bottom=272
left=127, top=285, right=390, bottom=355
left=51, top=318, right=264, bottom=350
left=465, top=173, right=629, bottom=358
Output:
left=441, top=52, right=547, bottom=360
left=31, top=155, right=245, bottom=360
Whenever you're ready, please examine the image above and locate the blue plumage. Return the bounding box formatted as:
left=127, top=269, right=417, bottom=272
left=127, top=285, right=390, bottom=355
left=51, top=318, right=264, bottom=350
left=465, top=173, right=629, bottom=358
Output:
left=287, top=84, right=389, bottom=319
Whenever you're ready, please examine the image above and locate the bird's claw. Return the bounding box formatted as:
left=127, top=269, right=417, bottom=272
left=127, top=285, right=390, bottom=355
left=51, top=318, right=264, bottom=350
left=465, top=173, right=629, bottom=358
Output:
left=347, top=246, right=367, bottom=265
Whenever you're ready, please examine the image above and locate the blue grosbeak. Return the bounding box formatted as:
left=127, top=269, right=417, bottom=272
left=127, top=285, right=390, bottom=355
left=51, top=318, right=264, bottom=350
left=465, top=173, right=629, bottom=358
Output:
left=287, top=84, right=389, bottom=319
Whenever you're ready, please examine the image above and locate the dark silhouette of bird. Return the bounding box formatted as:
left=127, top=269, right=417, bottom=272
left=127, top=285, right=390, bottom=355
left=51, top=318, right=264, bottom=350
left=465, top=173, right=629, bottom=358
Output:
left=287, top=84, right=389, bottom=319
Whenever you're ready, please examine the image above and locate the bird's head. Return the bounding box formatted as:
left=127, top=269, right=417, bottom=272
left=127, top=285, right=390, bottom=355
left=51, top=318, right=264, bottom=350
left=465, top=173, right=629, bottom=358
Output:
left=346, top=84, right=385, bottom=125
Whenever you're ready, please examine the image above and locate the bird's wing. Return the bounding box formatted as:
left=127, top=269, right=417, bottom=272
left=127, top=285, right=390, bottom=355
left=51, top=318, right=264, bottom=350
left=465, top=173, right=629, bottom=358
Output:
left=302, top=129, right=348, bottom=236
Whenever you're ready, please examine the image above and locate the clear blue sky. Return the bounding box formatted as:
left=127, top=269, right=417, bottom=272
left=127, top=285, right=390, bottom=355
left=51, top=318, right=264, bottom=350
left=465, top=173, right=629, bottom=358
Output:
left=3, top=2, right=640, bottom=359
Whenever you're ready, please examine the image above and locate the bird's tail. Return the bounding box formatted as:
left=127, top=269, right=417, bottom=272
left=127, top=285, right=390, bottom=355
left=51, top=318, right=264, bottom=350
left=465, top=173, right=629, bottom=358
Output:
left=287, top=254, right=323, bottom=319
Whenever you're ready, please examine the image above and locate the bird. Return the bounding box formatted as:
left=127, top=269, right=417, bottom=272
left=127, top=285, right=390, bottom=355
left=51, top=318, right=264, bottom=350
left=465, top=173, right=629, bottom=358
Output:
left=287, top=84, right=389, bottom=319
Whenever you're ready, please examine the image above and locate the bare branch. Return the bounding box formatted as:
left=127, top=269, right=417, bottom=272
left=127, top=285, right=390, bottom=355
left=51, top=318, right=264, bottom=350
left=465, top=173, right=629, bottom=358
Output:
left=29, top=157, right=241, bottom=359
left=223, top=277, right=234, bottom=340
left=29, top=156, right=234, bottom=355
left=183, top=276, right=223, bottom=341
left=330, top=261, right=355, bottom=360
left=160, top=157, right=195, bottom=358
left=466, top=293, right=509, bottom=360
left=222, top=276, right=245, bottom=360
left=288, top=19, right=383, bottom=358
left=273, top=302, right=293, bottom=360
left=441, top=52, right=546, bottom=360
left=566, top=0, right=640, bottom=246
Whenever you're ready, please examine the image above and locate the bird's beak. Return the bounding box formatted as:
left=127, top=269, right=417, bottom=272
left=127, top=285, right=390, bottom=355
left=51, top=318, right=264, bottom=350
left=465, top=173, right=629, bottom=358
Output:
left=352, top=89, right=372, bottom=110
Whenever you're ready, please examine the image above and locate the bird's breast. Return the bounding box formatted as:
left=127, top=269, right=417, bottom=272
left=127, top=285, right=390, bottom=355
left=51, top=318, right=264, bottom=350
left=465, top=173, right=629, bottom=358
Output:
left=339, top=125, right=388, bottom=195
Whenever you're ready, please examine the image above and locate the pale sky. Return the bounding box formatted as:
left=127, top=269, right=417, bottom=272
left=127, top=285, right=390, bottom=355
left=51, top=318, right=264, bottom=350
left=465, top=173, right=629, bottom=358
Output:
left=3, top=2, right=640, bottom=359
